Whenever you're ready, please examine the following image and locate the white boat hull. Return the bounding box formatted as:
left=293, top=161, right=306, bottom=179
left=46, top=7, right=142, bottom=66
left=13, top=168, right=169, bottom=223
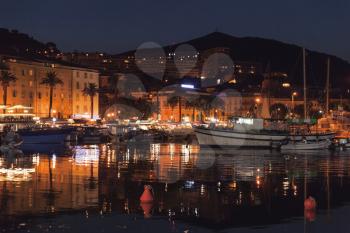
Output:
left=281, top=140, right=331, bottom=150
left=289, top=132, right=335, bottom=141
left=194, top=127, right=287, bottom=148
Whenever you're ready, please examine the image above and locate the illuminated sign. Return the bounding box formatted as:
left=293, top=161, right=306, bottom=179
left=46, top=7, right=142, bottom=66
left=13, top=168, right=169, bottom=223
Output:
left=237, top=118, right=254, bottom=125
left=181, top=84, right=195, bottom=89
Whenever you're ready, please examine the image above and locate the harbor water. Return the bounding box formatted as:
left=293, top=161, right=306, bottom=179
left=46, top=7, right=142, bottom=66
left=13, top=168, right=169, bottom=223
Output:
left=0, top=142, right=350, bottom=232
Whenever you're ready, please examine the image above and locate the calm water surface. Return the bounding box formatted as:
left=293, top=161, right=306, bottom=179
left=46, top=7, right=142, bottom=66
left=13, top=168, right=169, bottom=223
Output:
left=0, top=142, right=350, bottom=233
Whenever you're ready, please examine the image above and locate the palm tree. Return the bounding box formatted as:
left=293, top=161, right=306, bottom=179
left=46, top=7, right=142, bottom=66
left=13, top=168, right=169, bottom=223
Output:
left=0, top=70, right=17, bottom=106
left=269, top=103, right=288, bottom=120
left=40, top=71, right=63, bottom=118
left=209, top=96, right=224, bottom=119
left=82, top=83, right=99, bottom=119
left=167, top=95, right=182, bottom=122
left=193, top=96, right=212, bottom=122
left=185, top=98, right=197, bottom=122
left=108, top=74, right=120, bottom=104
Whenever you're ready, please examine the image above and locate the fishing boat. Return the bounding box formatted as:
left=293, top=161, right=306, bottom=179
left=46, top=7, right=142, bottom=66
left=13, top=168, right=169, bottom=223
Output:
left=285, top=50, right=336, bottom=147
left=194, top=118, right=288, bottom=148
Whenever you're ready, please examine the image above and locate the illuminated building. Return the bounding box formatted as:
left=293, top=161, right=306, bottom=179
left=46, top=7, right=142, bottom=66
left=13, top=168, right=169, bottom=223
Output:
left=2, top=56, right=99, bottom=118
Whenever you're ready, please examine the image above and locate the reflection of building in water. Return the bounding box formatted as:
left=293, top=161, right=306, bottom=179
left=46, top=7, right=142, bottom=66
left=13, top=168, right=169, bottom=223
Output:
left=0, top=148, right=99, bottom=215
left=0, top=156, right=36, bottom=182
left=116, top=143, right=199, bottom=183
left=1, top=143, right=350, bottom=229
left=96, top=145, right=348, bottom=227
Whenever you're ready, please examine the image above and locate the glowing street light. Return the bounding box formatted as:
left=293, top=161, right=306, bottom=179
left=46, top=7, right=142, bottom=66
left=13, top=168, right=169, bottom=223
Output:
left=291, top=91, right=298, bottom=117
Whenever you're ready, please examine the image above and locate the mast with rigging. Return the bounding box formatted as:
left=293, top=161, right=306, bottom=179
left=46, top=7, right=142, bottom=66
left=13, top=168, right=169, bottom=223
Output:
left=303, top=48, right=307, bottom=119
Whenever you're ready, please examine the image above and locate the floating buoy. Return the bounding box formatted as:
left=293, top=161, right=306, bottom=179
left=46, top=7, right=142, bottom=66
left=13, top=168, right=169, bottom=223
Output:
left=140, top=185, right=154, bottom=203
left=140, top=202, right=153, bottom=218
left=304, top=196, right=317, bottom=210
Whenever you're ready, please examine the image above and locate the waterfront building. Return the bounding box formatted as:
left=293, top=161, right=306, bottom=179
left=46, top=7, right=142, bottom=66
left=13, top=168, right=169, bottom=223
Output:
left=123, top=86, right=349, bottom=122
left=1, top=56, right=99, bottom=119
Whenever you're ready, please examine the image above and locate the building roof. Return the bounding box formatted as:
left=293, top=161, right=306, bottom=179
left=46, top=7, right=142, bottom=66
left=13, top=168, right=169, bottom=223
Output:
left=1, top=54, right=100, bottom=73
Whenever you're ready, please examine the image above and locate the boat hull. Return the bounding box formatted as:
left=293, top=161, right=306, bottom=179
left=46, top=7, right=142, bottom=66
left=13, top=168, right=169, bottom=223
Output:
left=194, top=127, right=288, bottom=148
left=19, top=128, right=74, bottom=144
left=281, top=140, right=331, bottom=150
left=289, top=132, right=335, bottom=141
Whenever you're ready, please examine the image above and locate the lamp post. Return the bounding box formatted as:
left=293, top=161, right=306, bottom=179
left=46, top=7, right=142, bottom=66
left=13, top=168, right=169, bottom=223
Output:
left=291, top=92, right=297, bottom=118
left=254, top=97, right=261, bottom=118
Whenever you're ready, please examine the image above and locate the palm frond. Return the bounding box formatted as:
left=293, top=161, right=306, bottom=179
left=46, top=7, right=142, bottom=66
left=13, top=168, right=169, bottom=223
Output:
left=40, top=71, right=63, bottom=87
left=82, top=83, right=99, bottom=97
left=0, top=71, right=17, bottom=85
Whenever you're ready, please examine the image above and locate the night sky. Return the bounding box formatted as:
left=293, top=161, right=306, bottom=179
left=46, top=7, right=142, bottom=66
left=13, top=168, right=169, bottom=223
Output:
left=1, top=0, right=350, bottom=61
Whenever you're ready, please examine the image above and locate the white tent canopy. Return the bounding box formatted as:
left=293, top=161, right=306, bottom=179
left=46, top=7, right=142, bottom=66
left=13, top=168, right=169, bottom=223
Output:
left=6, top=105, right=33, bottom=110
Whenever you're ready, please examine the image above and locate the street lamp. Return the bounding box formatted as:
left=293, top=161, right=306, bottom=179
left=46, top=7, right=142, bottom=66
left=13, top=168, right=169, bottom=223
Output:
left=254, top=97, right=261, bottom=118
left=291, top=92, right=297, bottom=117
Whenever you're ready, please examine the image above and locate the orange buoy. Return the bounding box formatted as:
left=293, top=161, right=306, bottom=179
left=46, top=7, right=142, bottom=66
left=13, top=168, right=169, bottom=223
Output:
left=140, top=202, right=153, bottom=218
left=304, top=196, right=317, bottom=210
left=140, top=185, right=154, bottom=203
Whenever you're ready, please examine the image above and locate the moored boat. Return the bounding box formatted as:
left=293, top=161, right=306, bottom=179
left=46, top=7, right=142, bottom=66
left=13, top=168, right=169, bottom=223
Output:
left=281, top=139, right=331, bottom=150
left=77, top=126, right=109, bottom=144
left=194, top=118, right=288, bottom=148
left=18, top=127, right=75, bottom=144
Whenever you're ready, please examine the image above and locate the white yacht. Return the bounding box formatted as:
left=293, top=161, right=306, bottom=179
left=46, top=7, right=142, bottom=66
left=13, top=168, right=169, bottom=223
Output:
left=194, top=118, right=288, bottom=148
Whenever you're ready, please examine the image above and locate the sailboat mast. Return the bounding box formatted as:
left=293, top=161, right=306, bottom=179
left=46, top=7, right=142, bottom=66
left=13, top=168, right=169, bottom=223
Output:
left=303, top=48, right=307, bottom=119
left=326, top=58, right=330, bottom=116
left=267, top=62, right=271, bottom=112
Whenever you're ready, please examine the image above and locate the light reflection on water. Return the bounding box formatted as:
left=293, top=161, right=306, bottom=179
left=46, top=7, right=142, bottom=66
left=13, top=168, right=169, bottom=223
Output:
left=0, top=143, right=350, bottom=232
